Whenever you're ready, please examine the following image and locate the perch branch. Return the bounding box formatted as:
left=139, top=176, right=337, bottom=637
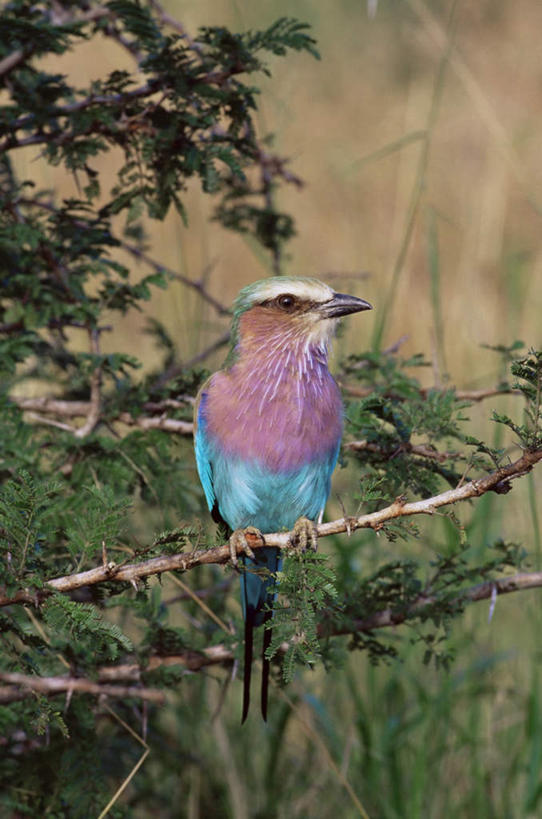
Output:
left=1, top=447, right=540, bottom=608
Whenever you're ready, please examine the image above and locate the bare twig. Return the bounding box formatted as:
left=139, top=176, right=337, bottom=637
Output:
left=25, top=413, right=76, bottom=433
left=15, top=198, right=231, bottom=320
left=346, top=439, right=463, bottom=463
left=13, top=376, right=522, bottom=440
left=120, top=241, right=230, bottom=317
left=14, top=397, right=93, bottom=417
left=98, top=645, right=235, bottom=681
left=148, top=0, right=201, bottom=46
left=0, top=49, right=26, bottom=77
left=155, top=331, right=231, bottom=386
left=14, top=397, right=194, bottom=436
left=0, top=672, right=167, bottom=704
left=1, top=448, right=540, bottom=608
left=182, top=331, right=231, bottom=369
left=331, top=570, right=542, bottom=635
left=343, top=383, right=522, bottom=402
left=117, top=413, right=193, bottom=435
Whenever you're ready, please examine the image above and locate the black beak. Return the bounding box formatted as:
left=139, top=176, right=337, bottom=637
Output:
left=318, top=292, right=372, bottom=319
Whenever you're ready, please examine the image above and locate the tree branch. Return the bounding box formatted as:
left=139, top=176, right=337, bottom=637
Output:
left=80, top=569, right=542, bottom=678
left=335, top=570, right=542, bottom=634
left=343, top=383, right=522, bottom=402
left=0, top=672, right=167, bottom=704
left=0, top=49, right=26, bottom=77
left=119, top=241, right=231, bottom=317
left=11, top=371, right=523, bottom=441
left=117, top=413, right=193, bottom=435
left=16, top=197, right=231, bottom=320
left=12, top=397, right=194, bottom=436
left=346, top=439, right=464, bottom=463
left=3, top=568, right=541, bottom=703
left=98, top=645, right=235, bottom=680
left=1, top=447, right=540, bottom=608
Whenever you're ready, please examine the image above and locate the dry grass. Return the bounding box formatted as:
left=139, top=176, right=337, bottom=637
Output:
left=13, top=0, right=542, bottom=377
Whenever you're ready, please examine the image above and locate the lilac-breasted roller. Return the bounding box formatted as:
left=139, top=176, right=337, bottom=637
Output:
left=194, top=277, right=371, bottom=720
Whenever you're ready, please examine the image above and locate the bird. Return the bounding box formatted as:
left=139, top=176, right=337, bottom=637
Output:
left=193, top=276, right=372, bottom=721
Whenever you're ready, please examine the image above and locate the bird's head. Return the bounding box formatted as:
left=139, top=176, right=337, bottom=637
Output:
left=228, top=276, right=372, bottom=361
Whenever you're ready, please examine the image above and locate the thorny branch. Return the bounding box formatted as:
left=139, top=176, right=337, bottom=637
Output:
left=343, top=383, right=523, bottom=402
left=1, top=447, right=541, bottom=608
left=2, top=569, right=542, bottom=703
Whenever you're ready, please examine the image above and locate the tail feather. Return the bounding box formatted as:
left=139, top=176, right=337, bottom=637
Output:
left=242, top=608, right=255, bottom=724
left=241, top=547, right=281, bottom=722
left=261, top=609, right=273, bottom=721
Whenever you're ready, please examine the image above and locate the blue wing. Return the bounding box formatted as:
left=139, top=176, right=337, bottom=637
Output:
left=194, top=390, right=216, bottom=515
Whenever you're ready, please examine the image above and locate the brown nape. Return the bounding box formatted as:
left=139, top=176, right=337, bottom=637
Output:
left=259, top=294, right=323, bottom=315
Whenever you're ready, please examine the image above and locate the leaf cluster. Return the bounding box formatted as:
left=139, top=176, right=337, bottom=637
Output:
left=493, top=349, right=542, bottom=448
left=341, top=348, right=521, bottom=517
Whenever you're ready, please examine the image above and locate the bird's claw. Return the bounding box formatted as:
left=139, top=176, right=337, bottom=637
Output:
left=288, top=516, right=318, bottom=554
left=228, top=526, right=261, bottom=567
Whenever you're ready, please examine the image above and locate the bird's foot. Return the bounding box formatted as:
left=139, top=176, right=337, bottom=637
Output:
left=228, top=526, right=262, bottom=567
left=288, top=516, right=318, bottom=554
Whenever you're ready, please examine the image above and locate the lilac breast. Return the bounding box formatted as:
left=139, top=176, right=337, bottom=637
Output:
left=203, top=356, right=343, bottom=473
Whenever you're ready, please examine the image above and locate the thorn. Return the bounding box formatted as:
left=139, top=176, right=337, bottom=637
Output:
left=337, top=495, right=354, bottom=536
left=488, top=583, right=498, bottom=623
left=64, top=686, right=73, bottom=712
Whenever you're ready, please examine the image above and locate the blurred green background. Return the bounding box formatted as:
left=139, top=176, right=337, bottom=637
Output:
left=12, top=0, right=542, bottom=816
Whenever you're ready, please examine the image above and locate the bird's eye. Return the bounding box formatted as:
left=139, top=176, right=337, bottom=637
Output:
left=277, top=294, right=296, bottom=310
